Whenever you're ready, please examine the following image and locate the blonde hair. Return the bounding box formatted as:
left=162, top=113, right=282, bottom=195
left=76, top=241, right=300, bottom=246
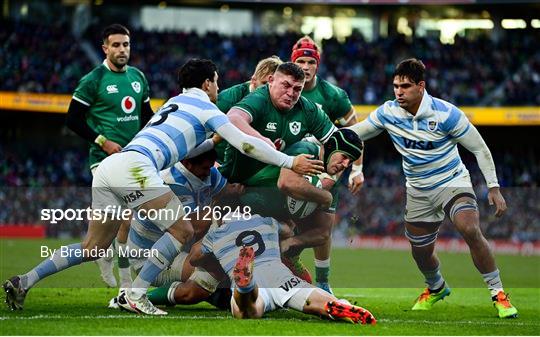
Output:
left=253, top=56, right=283, bottom=81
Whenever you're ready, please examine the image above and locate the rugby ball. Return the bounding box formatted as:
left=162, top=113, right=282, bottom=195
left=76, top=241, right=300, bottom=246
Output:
left=286, top=175, right=322, bottom=219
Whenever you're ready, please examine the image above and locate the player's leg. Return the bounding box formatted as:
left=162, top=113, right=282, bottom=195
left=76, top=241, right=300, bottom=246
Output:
left=446, top=194, right=518, bottom=318
left=285, top=210, right=333, bottom=253
left=313, top=213, right=335, bottom=294
left=406, top=221, right=451, bottom=310
left=281, top=210, right=334, bottom=283
left=287, top=287, right=376, bottom=325
left=313, top=190, right=340, bottom=294
left=120, top=192, right=193, bottom=315
left=231, top=245, right=265, bottom=318
left=116, top=217, right=133, bottom=289
left=90, top=165, right=117, bottom=288
left=405, top=186, right=450, bottom=310
left=4, top=158, right=126, bottom=311
left=4, top=217, right=122, bottom=311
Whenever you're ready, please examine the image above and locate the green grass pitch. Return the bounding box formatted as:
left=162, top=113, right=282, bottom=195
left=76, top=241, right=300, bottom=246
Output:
left=1, top=238, right=539, bottom=335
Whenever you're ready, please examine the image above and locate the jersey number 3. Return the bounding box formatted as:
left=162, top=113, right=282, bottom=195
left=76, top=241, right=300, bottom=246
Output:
left=147, top=103, right=179, bottom=127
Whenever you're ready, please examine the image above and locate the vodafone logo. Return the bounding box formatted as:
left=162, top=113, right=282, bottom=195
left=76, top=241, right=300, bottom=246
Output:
left=121, top=96, right=136, bottom=114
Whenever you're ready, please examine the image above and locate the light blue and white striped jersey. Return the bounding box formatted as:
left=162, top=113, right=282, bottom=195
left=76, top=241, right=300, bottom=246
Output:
left=129, top=163, right=227, bottom=250
left=124, top=88, right=229, bottom=171
left=201, top=216, right=281, bottom=278
left=368, top=91, right=471, bottom=190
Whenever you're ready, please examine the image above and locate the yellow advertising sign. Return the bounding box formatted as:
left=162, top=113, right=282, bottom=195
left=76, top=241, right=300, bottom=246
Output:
left=1, top=92, right=539, bottom=126
left=0, top=92, right=72, bottom=114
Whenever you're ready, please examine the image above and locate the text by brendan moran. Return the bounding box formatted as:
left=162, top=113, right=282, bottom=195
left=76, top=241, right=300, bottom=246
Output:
left=40, top=246, right=158, bottom=259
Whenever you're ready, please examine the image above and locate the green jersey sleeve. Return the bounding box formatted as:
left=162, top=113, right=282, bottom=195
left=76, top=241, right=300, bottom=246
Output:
left=330, top=86, right=353, bottom=120
left=72, top=71, right=99, bottom=106
left=232, top=85, right=269, bottom=124
left=217, top=82, right=250, bottom=113
left=306, top=100, right=337, bottom=143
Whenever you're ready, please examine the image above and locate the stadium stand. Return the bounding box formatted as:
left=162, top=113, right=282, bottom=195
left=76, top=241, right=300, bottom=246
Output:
left=1, top=20, right=538, bottom=244
left=2, top=19, right=539, bottom=105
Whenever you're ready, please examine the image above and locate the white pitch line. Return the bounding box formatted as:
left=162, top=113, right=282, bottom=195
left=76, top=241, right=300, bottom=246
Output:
left=1, top=315, right=537, bottom=327
left=0, top=314, right=307, bottom=322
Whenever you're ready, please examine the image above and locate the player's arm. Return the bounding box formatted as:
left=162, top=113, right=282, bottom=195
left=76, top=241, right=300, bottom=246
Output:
left=188, top=240, right=220, bottom=270
left=347, top=118, right=384, bottom=141
left=216, top=122, right=324, bottom=176
left=277, top=168, right=332, bottom=209
left=227, top=108, right=274, bottom=147
left=140, top=99, right=154, bottom=127
left=66, top=99, right=121, bottom=154
left=457, top=124, right=507, bottom=217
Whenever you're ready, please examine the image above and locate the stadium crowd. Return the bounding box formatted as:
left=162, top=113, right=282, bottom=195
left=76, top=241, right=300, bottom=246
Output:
left=1, top=145, right=538, bottom=242
left=2, top=19, right=540, bottom=105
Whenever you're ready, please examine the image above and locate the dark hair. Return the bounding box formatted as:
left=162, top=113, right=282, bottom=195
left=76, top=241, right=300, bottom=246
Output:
left=177, top=59, right=217, bottom=90
left=392, top=58, right=425, bottom=84
left=275, top=62, right=305, bottom=81
left=102, top=24, right=130, bottom=43
left=183, top=149, right=217, bottom=165
left=323, top=129, right=363, bottom=170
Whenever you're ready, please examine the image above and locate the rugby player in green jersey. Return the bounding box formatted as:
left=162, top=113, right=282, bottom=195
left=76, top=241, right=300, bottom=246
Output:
left=240, top=129, right=363, bottom=256
left=66, top=24, right=153, bottom=290
left=291, top=36, right=366, bottom=293
left=215, top=56, right=283, bottom=163
left=220, top=62, right=338, bottom=183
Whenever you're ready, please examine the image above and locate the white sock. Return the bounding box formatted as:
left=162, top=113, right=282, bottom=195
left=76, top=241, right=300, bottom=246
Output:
left=482, top=269, right=504, bottom=298
left=314, top=258, right=330, bottom=268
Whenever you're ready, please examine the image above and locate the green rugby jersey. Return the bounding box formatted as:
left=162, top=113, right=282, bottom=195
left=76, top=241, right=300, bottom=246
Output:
left=240, top=141, right=339, bottom=219
left=219, top=85, right=336, bottom=184
left=215, top=81, right=251, bottom=163
left=72, top=61, right=150, bottom=168
left=301, top=77, right=352, bottom=123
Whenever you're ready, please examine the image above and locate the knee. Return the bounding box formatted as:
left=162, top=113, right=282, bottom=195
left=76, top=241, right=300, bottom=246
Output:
left=458, top=223, right=484, bottom=243
left=175, top=282, right=209, bottom=304
left=169, top=222, right=194, bottom=244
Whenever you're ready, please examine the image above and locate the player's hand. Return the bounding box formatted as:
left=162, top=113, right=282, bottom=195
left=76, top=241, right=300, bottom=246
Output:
left=348, top=170, right=365, bottom=195
left=292, top=154, right=324, bottom=176
left=226, top=183, right=245, bottom=196
left=488, top=187, right=507, bottom=217
left=211, top=133, right=223, bottom=145
left=102, top=140, right=122, bottom=155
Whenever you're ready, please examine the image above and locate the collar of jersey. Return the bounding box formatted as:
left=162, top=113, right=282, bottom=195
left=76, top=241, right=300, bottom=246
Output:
left=183, top=88, right=211, bottom=102
left=175, top=162, right=212, bottom=190
left=102, top=59, right=127, bottom=73
left=411, top=89, right=434, bottom=120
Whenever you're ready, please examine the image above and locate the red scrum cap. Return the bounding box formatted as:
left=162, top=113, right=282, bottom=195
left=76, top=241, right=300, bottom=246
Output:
left=291, top=37, right=321, bottom=64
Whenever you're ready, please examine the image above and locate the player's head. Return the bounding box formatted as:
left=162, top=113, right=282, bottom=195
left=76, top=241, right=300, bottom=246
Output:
left=392, top=58, right=426, bottom=112
left=177, top=59, right=219, bottom=103
left=181, top=149, right=217, bottom=180
left=291, top=36, right=321, bottom=84
left=323, top=129, right=363, bottom=175
left=250, top=56, right=283, bottom=90
left=101, top=24, right=130, bottom=71
left=268, top=62, right=305, bottom=111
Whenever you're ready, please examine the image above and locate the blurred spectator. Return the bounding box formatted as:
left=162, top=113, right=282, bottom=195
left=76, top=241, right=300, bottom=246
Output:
left=2, top=19, right=539, bottom=106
